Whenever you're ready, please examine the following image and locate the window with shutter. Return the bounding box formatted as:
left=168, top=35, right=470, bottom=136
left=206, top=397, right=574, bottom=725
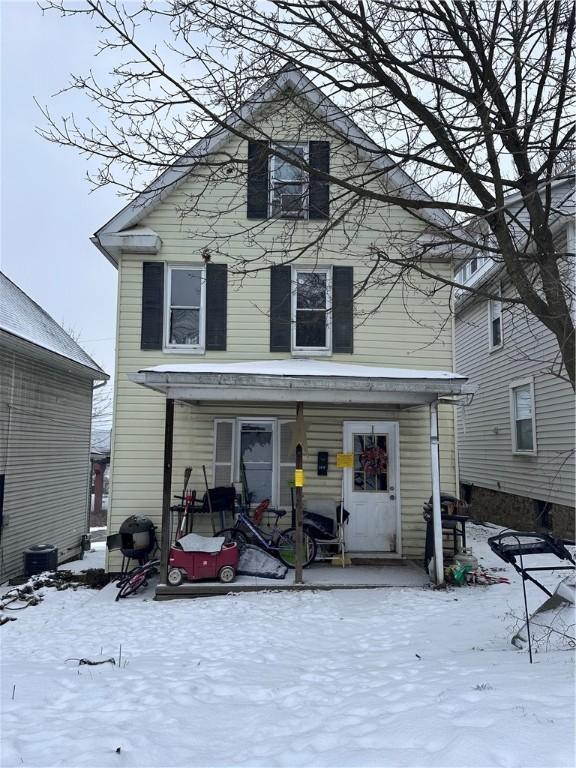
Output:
left=165, top=265, right=206, bottom=351
left=247, top=140, right=329, bottom=221
left=291, top=267, right=332, bottom=352
left=270, top=144, right=308, bottom=219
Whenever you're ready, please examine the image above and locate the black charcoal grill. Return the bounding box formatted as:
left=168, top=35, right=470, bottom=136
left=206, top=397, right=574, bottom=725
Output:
left=107, top=515, right=157, bottom=572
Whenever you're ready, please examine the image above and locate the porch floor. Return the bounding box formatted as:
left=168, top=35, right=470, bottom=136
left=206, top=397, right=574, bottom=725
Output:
left=155, top=560, right=429, bottom=600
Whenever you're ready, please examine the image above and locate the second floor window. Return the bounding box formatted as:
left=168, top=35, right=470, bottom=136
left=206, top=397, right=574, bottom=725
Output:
left=292, top=267, right=332, bottom=352
left=166, top=265, right=205, bottom=349
left=488, top=284, right=503, bottom=350
left=271, top=144, right=308, bottom=219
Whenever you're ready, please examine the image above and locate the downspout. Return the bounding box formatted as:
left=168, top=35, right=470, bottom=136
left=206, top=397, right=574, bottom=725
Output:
left=430, top=399, right=444, bottom=586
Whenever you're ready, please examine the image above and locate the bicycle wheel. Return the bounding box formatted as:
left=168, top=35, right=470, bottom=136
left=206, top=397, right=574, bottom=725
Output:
left=215, top=528, right=248, bottom=546
left=276, top=529, right=317, bottom=568
left=116, top=563, right=145, bottom=590
left=115, top=571, right=147, bottom=600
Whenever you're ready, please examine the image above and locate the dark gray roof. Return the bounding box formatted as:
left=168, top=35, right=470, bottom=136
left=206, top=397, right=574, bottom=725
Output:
left=0, top=272, right=107, bottom=378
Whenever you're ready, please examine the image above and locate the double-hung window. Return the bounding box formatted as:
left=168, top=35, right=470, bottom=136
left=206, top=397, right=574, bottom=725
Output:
left=213, top=419, right=295, bottom=508
left=165, top=265, right=205, bottom=350
left=270, top=143, right=308, bottom=219
left=510, top=379, right=537, bottom=454
left=292, top=267, right=332, bottom=353
left=488, top=283, right=503, bottom=351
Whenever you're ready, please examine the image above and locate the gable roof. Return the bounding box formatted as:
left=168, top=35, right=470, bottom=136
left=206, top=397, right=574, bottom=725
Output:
left=0, top=271, right=108, bottom=379
left=93, top=68, right=454, bottom=266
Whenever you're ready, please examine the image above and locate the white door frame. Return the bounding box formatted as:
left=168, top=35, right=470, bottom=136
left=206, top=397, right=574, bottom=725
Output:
left=343, top=420, right=402, bottom=555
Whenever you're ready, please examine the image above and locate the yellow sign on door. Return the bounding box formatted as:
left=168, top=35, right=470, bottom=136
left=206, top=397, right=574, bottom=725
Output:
left=336, top=452, right=354, bottom=468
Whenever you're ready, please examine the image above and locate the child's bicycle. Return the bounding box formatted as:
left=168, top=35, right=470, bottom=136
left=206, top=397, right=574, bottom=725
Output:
left=115, top=559, right=160, bottom=601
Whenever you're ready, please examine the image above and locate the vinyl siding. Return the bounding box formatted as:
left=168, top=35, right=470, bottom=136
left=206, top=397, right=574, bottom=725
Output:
left=456, top=271, right=575, bottom=508
left=0, top=339, right=94, bottom=581
left=107, top=96, right=458, bottom=566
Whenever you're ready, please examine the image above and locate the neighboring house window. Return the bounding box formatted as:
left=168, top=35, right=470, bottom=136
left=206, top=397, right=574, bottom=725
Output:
left=165, top=265, right=205, bottom=349
left=271, top=144, right=308, bottom=219
left=292, top=267, right=332, bottom=352
left=488, top=284, right=503, bottom=350
left=510, top=379, right=537, bottom=454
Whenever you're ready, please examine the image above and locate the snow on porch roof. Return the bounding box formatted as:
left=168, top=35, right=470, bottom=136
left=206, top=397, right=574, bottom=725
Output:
left=130, top=359, right=469, bottom=406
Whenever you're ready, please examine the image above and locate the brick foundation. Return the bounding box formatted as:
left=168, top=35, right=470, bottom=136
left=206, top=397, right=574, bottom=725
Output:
left=460, top=484, right=575, bottom=540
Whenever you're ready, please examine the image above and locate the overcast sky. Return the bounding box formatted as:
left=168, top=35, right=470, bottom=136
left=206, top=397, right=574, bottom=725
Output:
left=1, top=1, right=120, bottom=380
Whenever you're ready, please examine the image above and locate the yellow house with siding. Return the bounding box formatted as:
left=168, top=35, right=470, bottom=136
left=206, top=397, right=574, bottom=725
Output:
left=93, top=70, right=468, bottom=585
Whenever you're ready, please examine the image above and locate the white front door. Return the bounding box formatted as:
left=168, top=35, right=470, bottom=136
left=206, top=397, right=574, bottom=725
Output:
left=343, top=421, right=399, bottom=553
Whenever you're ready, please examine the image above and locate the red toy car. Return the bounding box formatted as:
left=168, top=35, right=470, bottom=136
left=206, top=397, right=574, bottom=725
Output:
left=167, top=540, right=239, bottom=586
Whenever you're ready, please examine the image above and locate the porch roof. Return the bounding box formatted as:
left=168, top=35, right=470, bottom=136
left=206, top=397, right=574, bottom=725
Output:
left=129, top=359, right=470, bottom=406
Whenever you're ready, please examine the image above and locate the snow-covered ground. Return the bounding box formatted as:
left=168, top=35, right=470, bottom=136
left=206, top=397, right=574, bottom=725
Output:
left=1, top=528, right=574, bottom=768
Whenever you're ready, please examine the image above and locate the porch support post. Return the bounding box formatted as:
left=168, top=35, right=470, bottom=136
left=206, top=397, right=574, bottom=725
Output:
left=429, top=399, right=444, bottom=586
left=160, top=398, right=175, bottom=585
left=294, top=401, right=304, bottom=584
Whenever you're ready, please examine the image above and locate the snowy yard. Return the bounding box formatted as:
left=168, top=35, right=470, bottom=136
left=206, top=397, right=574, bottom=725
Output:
left=1, top=527, right=574, bottom=768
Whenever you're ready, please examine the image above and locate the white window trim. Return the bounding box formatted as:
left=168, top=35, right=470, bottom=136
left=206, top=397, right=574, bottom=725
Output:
left=269, top=142, right=309, bottom=220
left=488, top=283, right=503, bottom=352
left=509, top=377, right=537, bottom=455
left=164, top=263, right=206, bottom=353
left=291, top=265, right=333, bottom=355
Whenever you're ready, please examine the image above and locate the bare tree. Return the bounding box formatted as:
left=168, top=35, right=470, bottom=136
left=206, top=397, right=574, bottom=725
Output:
left=39, top=0, right=575, bottom=386
left=92, top=383, right=113, bottom=428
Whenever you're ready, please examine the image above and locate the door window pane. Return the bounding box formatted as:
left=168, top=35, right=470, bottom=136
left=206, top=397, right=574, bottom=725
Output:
left=352, top=434, right=388, bottom=492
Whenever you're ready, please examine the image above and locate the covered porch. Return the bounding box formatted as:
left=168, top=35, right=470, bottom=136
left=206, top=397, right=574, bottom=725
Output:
left=128, top=360, right=470, bottom=595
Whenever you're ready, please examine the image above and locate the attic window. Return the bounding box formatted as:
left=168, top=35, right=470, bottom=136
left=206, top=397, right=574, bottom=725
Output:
left=270, top=144, right=308, bottom=219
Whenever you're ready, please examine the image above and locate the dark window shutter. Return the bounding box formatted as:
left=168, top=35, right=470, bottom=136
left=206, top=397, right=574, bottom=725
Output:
left=270, top=265, right=292, bottom=352
left=205, top=263, right=228, bottom=351
left=309, top=141, right=330, bottom=220
left=141, top=262, right=164, bottom=350
left=332, top=266, right=353, bottom=353
left=247, top=140, right=269, bottom=219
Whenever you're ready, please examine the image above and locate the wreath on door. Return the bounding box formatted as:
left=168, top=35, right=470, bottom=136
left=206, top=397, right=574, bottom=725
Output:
left=359, top=446, right=388, bottom=476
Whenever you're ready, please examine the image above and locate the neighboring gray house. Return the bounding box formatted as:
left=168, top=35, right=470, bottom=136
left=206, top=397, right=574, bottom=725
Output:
left=0, top=272, right=108, bottom=581
left=455, top=176, right=575, bottom=538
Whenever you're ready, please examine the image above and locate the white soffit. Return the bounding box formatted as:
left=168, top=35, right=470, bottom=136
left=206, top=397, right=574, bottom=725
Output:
left=129, top=359, right=469, bottom=405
